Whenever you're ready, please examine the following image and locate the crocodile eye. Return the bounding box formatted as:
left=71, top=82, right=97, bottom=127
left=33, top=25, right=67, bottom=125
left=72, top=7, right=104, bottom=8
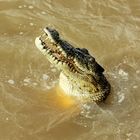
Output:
left=81, top=48, right=89, bottom=54
left=76, top=48, right=89, bottom=54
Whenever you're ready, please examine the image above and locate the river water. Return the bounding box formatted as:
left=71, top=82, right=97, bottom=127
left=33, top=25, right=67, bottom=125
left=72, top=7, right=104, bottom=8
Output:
left=0, top=0, right=140, bottom=140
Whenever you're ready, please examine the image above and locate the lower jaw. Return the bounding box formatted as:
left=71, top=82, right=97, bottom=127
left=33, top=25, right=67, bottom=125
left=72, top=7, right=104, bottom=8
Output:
left=59, top=72, right=91, bottom=101
left=59, top=72, right=73, bottom=96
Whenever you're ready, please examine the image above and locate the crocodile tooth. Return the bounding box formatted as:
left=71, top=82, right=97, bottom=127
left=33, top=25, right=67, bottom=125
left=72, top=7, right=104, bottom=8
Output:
left=57, top=45, right=61, bottom=50
left=61, top=61, right=64, bottom=65
left=58, top=47, right=62, bottom=52
left=48, top=51, right=53, bottom=56
left=49, top=55, right=54, bottom=61
left=54, top=59, right=58, bottom=64
left=67, top=63, right=72, bottom=68
left=60, top=62, right=63, bottom=65
left=46, top=48, right=50, bottom=52
left=61, top=51, right=66, bottom=56
left=70, top=67, right=73, bottom=71
left=41, top=33, right=46, bottom=37
left=47, top=51, right=51, bottom=55
left=54, top=57, right=58, bottom=61
left=68, top=56, right=73, bottom=59
left=52, top=56, right=56, bottom=61
left=62, top=61, right=67, bottom=66
left=57, top=60, right=61, bottom=64
left=74, top=58, right=78, bottom=64
left=73, top=69, right=76, bottom=73
left=58, top=61, right=63, bottom=65
left=70, top=63, right=73, bottom=67
left=67, top=62, right=70, bottom=66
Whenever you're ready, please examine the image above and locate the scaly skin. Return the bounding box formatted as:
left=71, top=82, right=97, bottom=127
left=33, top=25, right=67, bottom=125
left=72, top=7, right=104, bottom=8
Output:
left=35, top=27, right=111, bottom=102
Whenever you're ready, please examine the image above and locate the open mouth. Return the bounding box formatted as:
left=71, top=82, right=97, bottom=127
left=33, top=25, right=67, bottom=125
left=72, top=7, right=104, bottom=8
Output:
left=35, top=27, right=111, bottom=101
left=35, top=27, right=79, bottom=73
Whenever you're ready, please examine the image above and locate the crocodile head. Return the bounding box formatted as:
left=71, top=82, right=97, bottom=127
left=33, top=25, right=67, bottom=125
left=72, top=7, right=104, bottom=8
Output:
left=35, top=27, right=110, bottom=102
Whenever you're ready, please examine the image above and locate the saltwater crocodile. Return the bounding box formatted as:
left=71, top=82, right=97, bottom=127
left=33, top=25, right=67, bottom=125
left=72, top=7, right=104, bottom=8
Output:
left=35, top=27, right=111, bottom=102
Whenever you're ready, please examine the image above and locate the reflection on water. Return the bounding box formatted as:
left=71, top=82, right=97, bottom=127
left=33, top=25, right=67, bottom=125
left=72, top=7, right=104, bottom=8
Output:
left=0, top=0, right=140, bottom=140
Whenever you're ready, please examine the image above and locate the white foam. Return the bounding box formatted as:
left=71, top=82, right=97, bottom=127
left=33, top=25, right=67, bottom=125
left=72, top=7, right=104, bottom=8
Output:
left=42, top=74, right=49, bottom=80
left=118, top=69, right=128, bottom=76
left=8, top=79, right=15, bottom=85
left=118, top=69, right=128, bottom=80
left=118, top=93, right=125, bottom=103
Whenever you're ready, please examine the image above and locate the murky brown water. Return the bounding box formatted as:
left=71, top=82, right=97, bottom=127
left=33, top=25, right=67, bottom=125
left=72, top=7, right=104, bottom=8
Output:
left=0, top=0, right=140, bottom=140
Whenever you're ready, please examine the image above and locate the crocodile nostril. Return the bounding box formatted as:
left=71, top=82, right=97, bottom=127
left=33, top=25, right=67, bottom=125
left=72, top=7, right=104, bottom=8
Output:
left=43, top=46, right=46, bottom=49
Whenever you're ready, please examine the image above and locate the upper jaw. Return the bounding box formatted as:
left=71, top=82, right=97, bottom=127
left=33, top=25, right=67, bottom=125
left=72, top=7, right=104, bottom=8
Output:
left=43, top=27, right=60, bottom=44
left=43, top=27, right=56, bottom=43
left=35, top=27, right=91, bottom=74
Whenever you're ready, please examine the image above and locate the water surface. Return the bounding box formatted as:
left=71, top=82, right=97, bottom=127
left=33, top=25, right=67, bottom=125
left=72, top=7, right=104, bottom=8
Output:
left=0, top=0, right=140, bottom=140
